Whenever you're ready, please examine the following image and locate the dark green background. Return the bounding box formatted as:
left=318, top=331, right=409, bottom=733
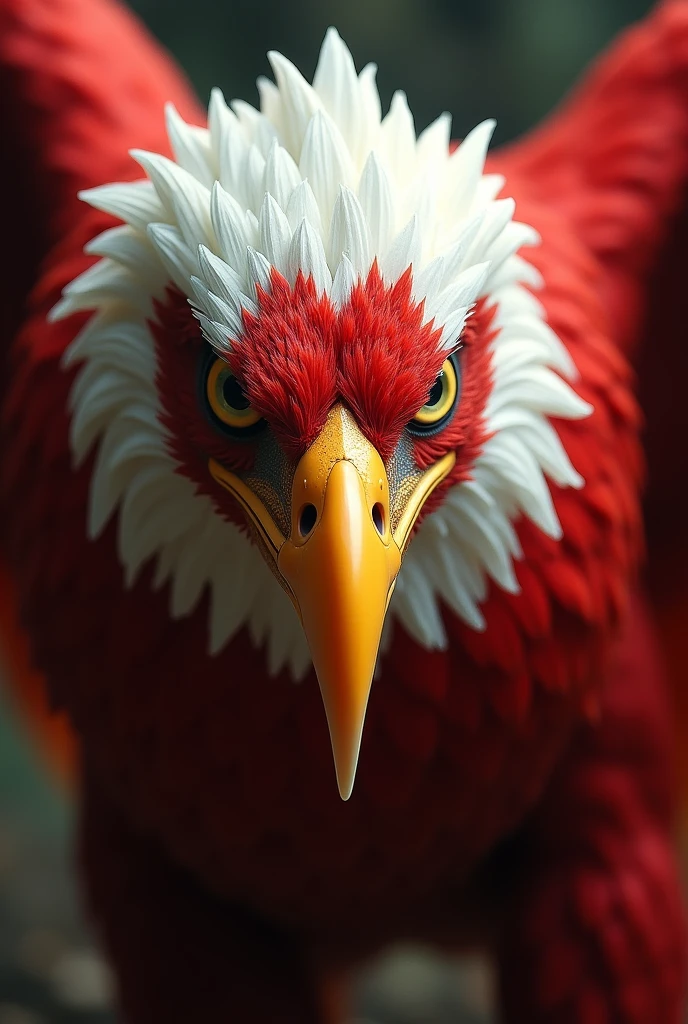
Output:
left=0, top=1, right=663, bottom=1021
left=128, top=0, right=653, bottom=143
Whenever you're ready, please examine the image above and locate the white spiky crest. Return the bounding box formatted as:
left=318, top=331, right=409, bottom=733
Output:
left=54, top=28, right=591, bottom=673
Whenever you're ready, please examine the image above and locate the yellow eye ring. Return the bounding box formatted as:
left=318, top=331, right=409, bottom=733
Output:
left=412, top=358, right=458, bottom=428
left=206, top=358, right=262, bottom=430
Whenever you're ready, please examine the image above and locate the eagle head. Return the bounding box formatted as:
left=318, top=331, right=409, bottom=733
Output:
left=54, top=29, right=590, bottom=798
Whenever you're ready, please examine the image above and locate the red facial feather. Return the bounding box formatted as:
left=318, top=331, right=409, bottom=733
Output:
left=336, top=264, right=447, bottom=461
left=152, top=265, right=495, bottom=506
left=231, top=271, right=339, bottom=459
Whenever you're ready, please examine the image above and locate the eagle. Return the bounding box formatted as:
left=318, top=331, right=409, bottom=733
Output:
left=1, top=0, right=686, bottom=1020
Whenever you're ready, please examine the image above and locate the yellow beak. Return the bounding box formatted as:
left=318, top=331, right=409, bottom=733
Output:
left=210, top=404, right=455, bottom=799
left=277, top=406, right=400, bottom=799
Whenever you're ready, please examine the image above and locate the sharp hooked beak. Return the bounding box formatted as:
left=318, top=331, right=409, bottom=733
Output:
left=210, top=404, right=455, bottom=799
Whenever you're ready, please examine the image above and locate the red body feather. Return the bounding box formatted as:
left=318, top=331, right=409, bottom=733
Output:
left=0, top=0, right=687, bottom=1021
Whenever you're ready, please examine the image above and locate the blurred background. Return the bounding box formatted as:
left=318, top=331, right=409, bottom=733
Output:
left=0, top=0, right=661, bottom=1021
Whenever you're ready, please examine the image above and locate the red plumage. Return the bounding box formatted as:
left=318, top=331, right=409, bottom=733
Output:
left=233, top=271, right=340, bottom=458
left=0, top=0, right=687, bottom=1021
left=333, top=265, right=447, bottom=460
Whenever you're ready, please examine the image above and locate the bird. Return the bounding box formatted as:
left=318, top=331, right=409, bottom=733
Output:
left=1, top=0, right=687, bottom=1020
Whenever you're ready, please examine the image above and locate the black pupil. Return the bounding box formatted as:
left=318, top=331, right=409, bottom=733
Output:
left=222, top=373, right=250, bottom=411
left=426, top=372, right=445, bottom=408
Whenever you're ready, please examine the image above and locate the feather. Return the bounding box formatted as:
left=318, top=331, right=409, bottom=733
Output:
left=165, top=103, right=215, bottom=188
left=379, top=90, right=417, bottom=187
left=312, top=27, right=362, bottom=157
left=130, top=150, right=213, bottom=251
left=358, top=152, right=395, bottom=256
left=246, top=247, right=274, bottom=297
left=379, top=215, right=421, bottom=283
left=299, top=110, right=354, bottom=224
left=197, top=245, right=245, bottom=308
left=210, top=182, right=253, bottom=282
left=78, top=180, right=167, bottom=231
left=287, top=219, right=332, bottom=293
left=147, top=223, right=199, bottom=294
left=446, top=118, right=496, bottom=220
left=231, top=98, right=278, bottom=157
left=267, top=50, right=322, bottom=158
left=263, top=139, right=301, bottom=210
left=259, top=193, right=293, bottom=277
left=285, top=180, right=323, bottom=235
left=327, top=186, right=371, bottom=275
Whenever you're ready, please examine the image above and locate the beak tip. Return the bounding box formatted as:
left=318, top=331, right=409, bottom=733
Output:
left=337, top=775, right=355, bottom=801
left=328, top=713, right=365, bottom=803
left=332, top=739, right=359, bottom=800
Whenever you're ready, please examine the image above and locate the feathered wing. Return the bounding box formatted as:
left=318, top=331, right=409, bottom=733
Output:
left=0, top=0, right=201, bottom=775
left=498, top=0, right=688, bottom=798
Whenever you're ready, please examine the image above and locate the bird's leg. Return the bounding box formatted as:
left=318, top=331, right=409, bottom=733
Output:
left=497, top=597, right=687, bottom=1023
left=78, top=772, right=323, bottom=1024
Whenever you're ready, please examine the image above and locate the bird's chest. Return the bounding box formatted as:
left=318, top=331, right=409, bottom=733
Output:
left=75, top=616, right=580, bottom=939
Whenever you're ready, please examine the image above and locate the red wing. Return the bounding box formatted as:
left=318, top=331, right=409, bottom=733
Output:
left=0, top=0, right=202, bottom=777
left=496, top=0, right=688, bottom=796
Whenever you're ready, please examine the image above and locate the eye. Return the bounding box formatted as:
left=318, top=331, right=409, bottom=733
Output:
left=205, top=357, right=262, bottom=431
left=409, top=355, right=460, bottom=434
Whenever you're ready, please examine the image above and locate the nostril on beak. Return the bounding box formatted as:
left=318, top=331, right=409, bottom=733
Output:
left=372, top=502, right=385, bottom=537
left=299, top=503, right=318, bottom=538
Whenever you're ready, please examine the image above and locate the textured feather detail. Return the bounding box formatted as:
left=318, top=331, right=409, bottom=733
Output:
left=285, top=179, right=323, bottom=234
left=209, top=182, right=256, bottom=279
left=147, top=223, right=198, bottom=294
left=259, top=193, right=292, bottom=276
left=165, top=103, right=215, bottom=188
left=331, top=253, right=357, bottom=309
left=379, top=216, right=422, bottom=286
left=358, top=151, right=395, bottom=256
left=197, top=246, right=244, bottom=309
left=328, top=186, right=371, bottom=275
left=78, top=180, right=168, bottom=231
left=84, top=226, right=158, bottom=278
left=287, top=219, right=332, bottom=293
